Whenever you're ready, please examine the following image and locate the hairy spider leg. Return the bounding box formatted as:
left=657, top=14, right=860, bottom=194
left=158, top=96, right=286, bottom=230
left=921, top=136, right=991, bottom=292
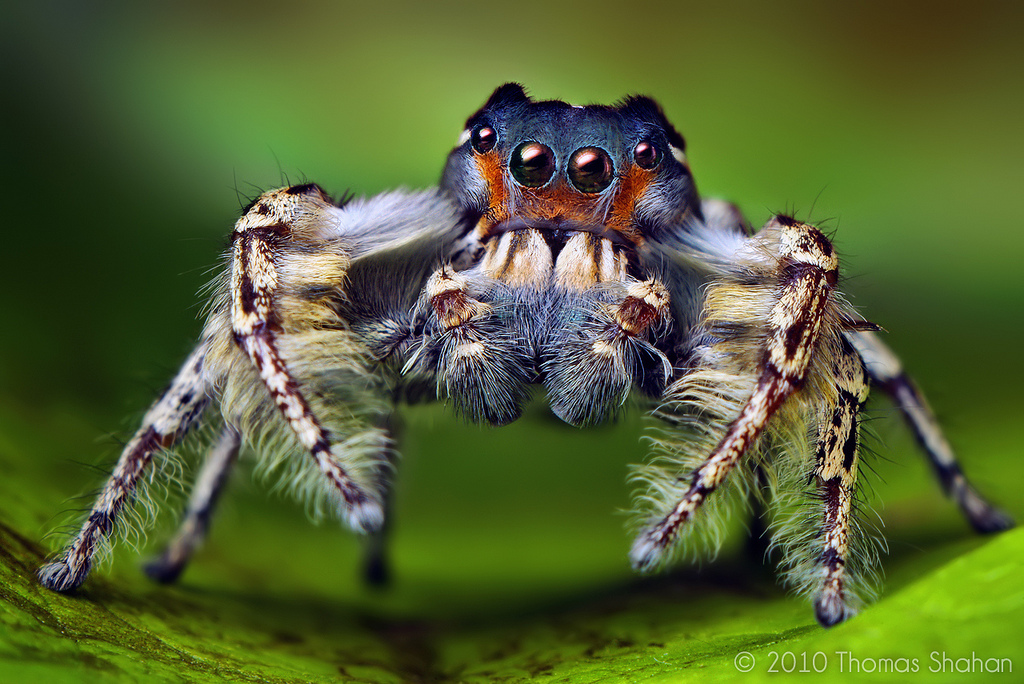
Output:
left=631, top=217, right=840, bottom=571
left=846, top=330, right=1013, bottom=533
left=230, top=189, right=384, bottom=533
left=144, top=424, right=241, bottom=584
left=808, top=339, right=870, bottom=626
left=38, top=344, right=211, bottom=592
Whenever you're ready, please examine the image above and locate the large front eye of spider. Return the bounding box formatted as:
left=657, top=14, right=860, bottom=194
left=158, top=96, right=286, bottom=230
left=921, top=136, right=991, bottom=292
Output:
left=509, top=141, right=556, bottom=187
left=471, top=125, right=497, bottom=153
left=632, top=139, right=661, bottom=170
left=568, top=147, right=614, bottom=193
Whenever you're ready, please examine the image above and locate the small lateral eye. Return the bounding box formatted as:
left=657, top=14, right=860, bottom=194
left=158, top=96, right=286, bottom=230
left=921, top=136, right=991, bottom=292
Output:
left=510, top=141, right=556, bottom=187
left=633, top=139, right=661, bottom=170
left=568, top=147, right=614, bottom=193
left=471, top=125, right=497, bottom=153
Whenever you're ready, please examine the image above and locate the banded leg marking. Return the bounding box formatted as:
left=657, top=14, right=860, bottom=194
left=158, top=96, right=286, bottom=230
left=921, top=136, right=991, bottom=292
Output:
left=811, top=341, right=869, bottom=627
left=612, top=279, right=671, bottom=337
left=39, top=344, right=210, bottom=592
left=145, top=424, right=241, bottom=584
left=632, top=217, right=839, bottom=570
left=846, top=331, right=1012, bottom=533
left=427, top=267, right=489, bottom=331
left=232, top=190, right=383, bottom=533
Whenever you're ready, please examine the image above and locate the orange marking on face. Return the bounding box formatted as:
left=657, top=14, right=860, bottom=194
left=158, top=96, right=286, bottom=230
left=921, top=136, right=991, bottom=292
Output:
left=608, top=165, right=652, bottom=245
left=474, top=151, right=510, bottom=226
left=474, top=151, right=654, bottom=248
left=519, top=184, right=597, bottom=221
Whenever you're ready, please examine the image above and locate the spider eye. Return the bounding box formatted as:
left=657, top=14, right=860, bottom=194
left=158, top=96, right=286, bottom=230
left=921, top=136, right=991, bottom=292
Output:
left=568, top=147, right=614, bottom=193
left=633, top=140, right=661, bottom=170
left=471, top=125, right=497, bottom=153
left=509, top=141, right=556, bottom=187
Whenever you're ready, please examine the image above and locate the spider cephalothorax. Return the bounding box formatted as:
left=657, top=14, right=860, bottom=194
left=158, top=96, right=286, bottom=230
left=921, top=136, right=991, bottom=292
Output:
left=39, top=83, right=1011, bottom=627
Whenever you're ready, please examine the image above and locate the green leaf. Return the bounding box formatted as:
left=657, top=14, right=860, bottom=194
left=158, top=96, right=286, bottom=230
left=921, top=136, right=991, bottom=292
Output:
left=2, top=399, right=1021, bottom=683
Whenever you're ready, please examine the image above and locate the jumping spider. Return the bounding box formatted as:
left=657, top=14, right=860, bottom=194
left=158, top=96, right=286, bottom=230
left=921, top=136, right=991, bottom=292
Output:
left=39, top=83, right=1011, bottom=627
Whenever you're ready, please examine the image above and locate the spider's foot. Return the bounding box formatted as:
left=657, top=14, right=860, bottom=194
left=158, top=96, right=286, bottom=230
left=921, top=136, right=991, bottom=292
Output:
left=143, top=552, right=187, bottom=585
left=629, top=528, right=668, bottom=574
left=38, top=557, right=89, bottom=594
left=958, top=483, right=1015, bottom=533
left=814, top=590, right=855, bottom=628
left=345, top=497, right=385, bottom=535
left=966, top=503, right=1014, bottom=534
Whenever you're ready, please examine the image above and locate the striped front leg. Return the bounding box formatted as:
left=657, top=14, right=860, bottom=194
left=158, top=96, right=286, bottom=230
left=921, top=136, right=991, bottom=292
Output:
left=230, top=185, right=383, bottom=533
left=632, top=217, right=840, bottom=571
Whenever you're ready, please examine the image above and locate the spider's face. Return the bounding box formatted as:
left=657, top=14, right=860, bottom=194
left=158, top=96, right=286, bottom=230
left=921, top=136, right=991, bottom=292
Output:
left=441, top=83, right=701, bottom=252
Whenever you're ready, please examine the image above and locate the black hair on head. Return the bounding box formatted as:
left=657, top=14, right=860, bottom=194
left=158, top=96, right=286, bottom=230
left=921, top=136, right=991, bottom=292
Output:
left=617, top=95, right=687, bottom=152
left=465, top=83, right=532, bottom=126
left=485, top=82, right=531, bottom=108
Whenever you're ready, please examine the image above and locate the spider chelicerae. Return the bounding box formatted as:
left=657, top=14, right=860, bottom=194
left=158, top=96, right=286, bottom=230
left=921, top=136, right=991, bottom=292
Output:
left=38, top=83, right=1011, bottom=627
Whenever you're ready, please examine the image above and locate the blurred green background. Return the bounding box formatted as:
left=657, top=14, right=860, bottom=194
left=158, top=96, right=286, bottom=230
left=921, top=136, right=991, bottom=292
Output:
left=2, top=1, right=1022, bottom=682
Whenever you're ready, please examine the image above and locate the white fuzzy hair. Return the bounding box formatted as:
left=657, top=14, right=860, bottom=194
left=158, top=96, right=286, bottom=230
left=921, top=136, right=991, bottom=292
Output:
left=631, top=223, right=884, bottom=608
